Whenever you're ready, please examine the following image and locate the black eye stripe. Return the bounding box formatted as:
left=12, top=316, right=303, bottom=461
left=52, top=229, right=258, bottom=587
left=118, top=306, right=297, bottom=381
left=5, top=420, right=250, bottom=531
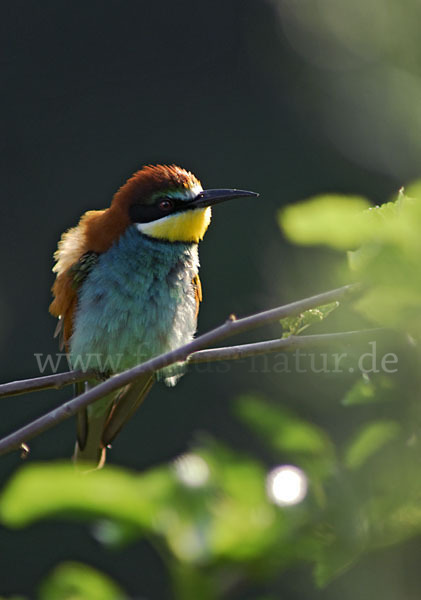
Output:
left=129, top=196, right=191, bottom=223
left=129, top=204, right=163, bottom=223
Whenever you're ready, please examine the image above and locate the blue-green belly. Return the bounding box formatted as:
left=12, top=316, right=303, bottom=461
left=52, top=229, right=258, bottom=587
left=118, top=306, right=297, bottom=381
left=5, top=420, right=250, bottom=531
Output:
left=70, top=226, right=199, bottom=383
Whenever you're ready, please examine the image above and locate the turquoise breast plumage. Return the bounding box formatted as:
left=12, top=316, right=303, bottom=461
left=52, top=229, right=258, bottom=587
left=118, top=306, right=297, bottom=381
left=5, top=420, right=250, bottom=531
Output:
left=70, top=225, right=199, bottom=383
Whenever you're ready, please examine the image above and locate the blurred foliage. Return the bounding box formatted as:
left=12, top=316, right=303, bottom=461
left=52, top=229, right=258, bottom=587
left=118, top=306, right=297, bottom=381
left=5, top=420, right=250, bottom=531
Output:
left=280, top=195, right=371, bottom=250
left=39, top=562, right=127, bottom=600
left=281, top=183, right=421, bottom=337
left=3, top=186, right=421, bottom=598
left=236, top=395, right=334, bottom=481
left=344, top=420, right=401, bottom=470
left=341, top=374, right=397, bottom=406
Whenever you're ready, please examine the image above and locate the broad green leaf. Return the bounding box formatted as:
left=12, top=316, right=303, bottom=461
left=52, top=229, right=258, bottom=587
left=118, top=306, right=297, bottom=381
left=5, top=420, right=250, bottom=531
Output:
left=0, top=449, right=285, bottom=565
left=405, top=181, right=421, bottom=200
left=39, top=562, right=127, bottom=600
left=0, top=462, right=174, bottom=529
left=279, top=195, right=370, bottom=249
left=344, top=421, right=401, bottom=470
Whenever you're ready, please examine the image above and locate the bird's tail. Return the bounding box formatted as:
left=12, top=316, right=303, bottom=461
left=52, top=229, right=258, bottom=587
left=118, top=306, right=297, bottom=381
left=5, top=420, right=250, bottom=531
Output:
left=73, top=373, right=155, bottom=469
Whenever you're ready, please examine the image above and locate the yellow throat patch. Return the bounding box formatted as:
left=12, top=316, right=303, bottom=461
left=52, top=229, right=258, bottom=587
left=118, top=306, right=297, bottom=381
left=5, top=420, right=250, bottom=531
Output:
left=137, top=207, right=212, bottom=243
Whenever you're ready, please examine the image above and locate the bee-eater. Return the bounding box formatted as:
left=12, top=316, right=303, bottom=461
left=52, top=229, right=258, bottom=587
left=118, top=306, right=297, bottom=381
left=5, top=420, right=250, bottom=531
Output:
left=50, top=164, right=257, bottom=467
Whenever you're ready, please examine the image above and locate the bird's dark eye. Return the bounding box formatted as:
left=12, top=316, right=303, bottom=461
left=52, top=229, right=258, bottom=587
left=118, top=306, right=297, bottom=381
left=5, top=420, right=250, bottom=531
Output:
left=158, top=198, right=174, bottom=212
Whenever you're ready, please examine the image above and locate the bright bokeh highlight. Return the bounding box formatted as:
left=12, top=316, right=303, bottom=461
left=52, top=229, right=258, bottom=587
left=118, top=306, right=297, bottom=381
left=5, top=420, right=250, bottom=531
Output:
left=173, top=453, right=210, bottom=487
left=266, top=465, right=308, bottom=506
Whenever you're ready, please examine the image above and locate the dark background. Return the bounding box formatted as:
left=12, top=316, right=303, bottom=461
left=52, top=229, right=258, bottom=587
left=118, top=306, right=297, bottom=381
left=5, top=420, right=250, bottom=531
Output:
left=0, top=1, right=417, bottom=598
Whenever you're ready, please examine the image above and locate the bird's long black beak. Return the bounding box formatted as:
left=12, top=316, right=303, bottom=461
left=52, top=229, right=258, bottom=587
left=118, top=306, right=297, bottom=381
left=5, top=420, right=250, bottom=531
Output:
left=190, top=188, right=259, bottom=209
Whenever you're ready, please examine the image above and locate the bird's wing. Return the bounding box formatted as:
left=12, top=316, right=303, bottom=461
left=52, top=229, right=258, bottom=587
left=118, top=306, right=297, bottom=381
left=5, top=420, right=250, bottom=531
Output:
left=50, top=250, right=99, bottom=350
left=102, top=373, right=155, bottom=447
left=192, top=273, right=202, bottom=318
left=73, top=373, right=155, bottom=467
left=50, top=207, right=130, bottom=349
left=50, top=209, right=107, bottom=349
left=73, top=381, right=115, bottom=469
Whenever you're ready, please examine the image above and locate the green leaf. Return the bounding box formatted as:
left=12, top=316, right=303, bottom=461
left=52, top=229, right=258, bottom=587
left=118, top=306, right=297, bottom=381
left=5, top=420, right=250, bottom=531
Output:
left=280, top=302, right=339, bottom=338
left=280, top=185, right=421, bottom=338
left=405, top=181, right=421, bottom=200
left=279, top=195, right=370, bottom=249
left=0, top=450, right=284, bottom=565
left=0, top=462, right=174, bottom=530
left=39, top=562, right=127, bottom=600
left=237, top=396, right=332, bottom=456
left=344, top=421, right=401, bottom=470
left=341, top=375, right=397, bottom=406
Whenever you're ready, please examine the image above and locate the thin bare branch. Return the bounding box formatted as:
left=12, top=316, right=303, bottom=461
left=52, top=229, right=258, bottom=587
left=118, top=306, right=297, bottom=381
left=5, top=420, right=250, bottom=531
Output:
left=0, top=370, right=89, bottom=399
left=0, top=283, right=361, bottom=456
left=0, top=326, right=375, bottom=400
left=0, top=283, right=360, bottom=400
left=189, top=329, right=381, bottom=363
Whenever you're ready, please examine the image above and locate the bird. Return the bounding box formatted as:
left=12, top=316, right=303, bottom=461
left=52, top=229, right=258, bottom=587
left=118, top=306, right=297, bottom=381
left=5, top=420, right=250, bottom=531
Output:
left=50, top=164, right=258, bottom=468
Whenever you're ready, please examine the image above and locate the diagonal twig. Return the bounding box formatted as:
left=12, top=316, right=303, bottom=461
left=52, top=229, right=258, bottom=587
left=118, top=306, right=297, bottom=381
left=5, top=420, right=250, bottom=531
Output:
left=188, top=329, right=381, bottom=363
left=0, top=283, right=361, bottom=400
left=0, top=283, right=360, bottom=456
left=0, top=370, right=90, bottom=399
left=0, top=326, right=375, bottom=400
